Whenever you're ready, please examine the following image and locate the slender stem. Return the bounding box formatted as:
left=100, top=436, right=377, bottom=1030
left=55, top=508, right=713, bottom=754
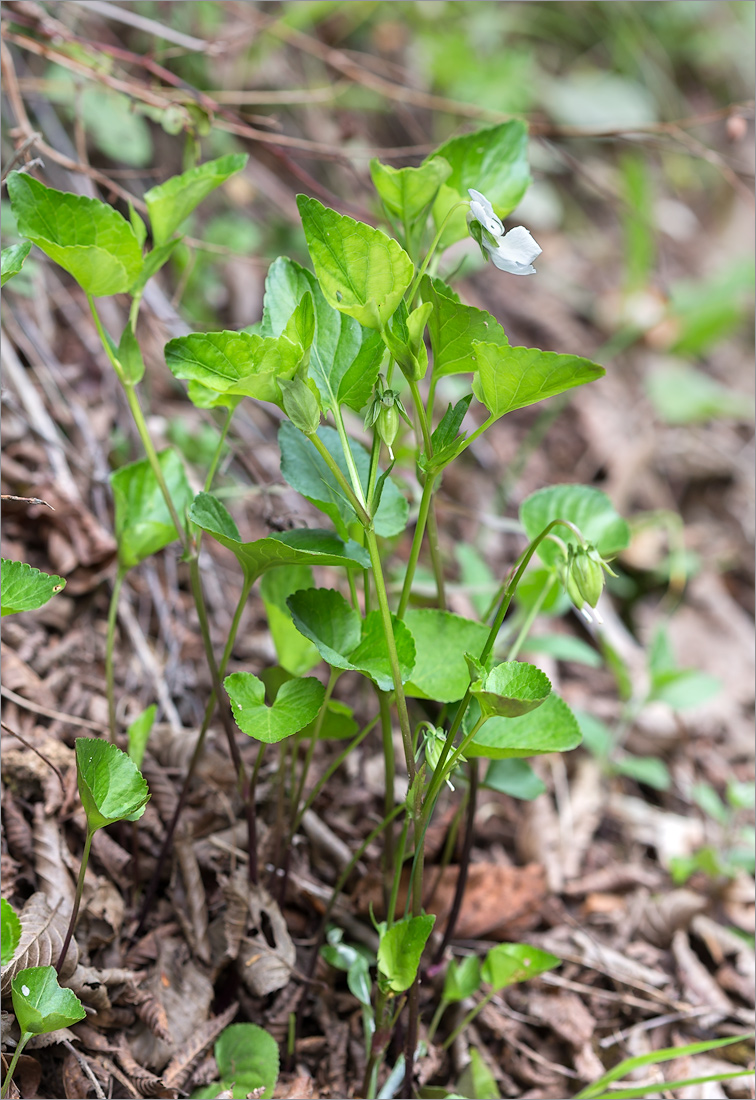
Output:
left=292, top=717, right=378, bottom=836
left=309, top=431, right=371, bottom=526
left=432, top=759, right=478, bottom=963
left=124, top=382, right=187, bottom=539
left=408, top=378, right=433, bottom=458
left=203, top=407, right=233, bottom=493
left=441, top=412, right=496, bottom=469
left=128, top=292, right=143, bottom=331
left=331, top=405, right=368, bottom=509
left=426, top=997, right=449, bottom=1045
left=443, top=988, right=496, bottom=1050
left=406, top=200, right=468, bottom=303
left=56, top=828, right=93, bottom=974
left=105, top=567, right=126, bottom=741
left=290, top=669, right=339, bottom=823
left=1, top=1032, right=31, bottom=1099
left=425, top=493, right=447, bottom=611
left=506, top=573, right=557, bottom=662
left=366, top=428, right=382, bottom=511
left=364, top=528, right=415, bottom=784
left=397, top=471, right=437, bottom=619
left=378, top=688, right=395, bottom=908
left=347, top=568, right=360, bottom=612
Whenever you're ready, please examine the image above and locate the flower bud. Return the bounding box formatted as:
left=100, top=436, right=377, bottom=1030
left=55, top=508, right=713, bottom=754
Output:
left=278, top=375, right=321, bottom=435
left=571, top=546, right=606, bottom=608
left=377, top=403, right=400, bottom=452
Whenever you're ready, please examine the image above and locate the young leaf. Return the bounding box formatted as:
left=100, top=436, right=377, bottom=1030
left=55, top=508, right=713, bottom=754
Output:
left=519, top=484, right=630, bottom=570
left=127, top=704, right=157, bottom=769
left=225, top=672, right=325, bottom=744
left=471, top=661, right=551, bottom=719
left=75, top=738, right=150, bottom=830
left=11, top=966, right=87, bottom=1035
left=404, top=609, right=490, bottom=704
left=377, top=914, right=435, bottom=993
left=430, top=394, right=474, bottom=455
left=443, top=954, right=482, bottom=1003
left=466, top=693, right=582, bottom=759
left=426, top=120, right=531, bottom=247
left=287, top=588, right=415, bottom=692
left=457, top=1047, right=501, bottom=1100
left=471, top=344, right=604, bottom=419
left=117, top=322, right=145, bottom=384
left=144, top=153, right=248, bottom=245
left=482, top=759, right=547, bottom=800
left=481, top=942, right=560, bottom=990
left=260, top=257, right=384, bottom=413
left=260, top=566, right=320, bottom=676
left=189, top=492, right=370, bottom=587
left=422, top=275, right=508, bottom=377
left=1, top=899, right=22, bottom=966
left=1, top=240, right=32, bottom=286
left=370, top=157, right=452, bottom=230
left=1, top=559, right=65, bottom=617
left=7, top=172, right=143, bottom=295
left=110, top=450, right=192, bottom=570
left=296, top=195, right=413, bottom=330
left=278, top=423, right=408, bottom=539
left=165, top=328, right=306, bottom=406
left=193, top=1021, right=280, bottom=1100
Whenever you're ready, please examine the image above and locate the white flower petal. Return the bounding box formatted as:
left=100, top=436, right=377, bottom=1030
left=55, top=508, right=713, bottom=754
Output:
left=482, top=225, right=542, bottom=276
left=467, top=188, right=504, bottom=236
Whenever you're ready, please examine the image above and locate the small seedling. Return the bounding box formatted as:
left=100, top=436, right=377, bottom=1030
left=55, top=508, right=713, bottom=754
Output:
left=2, top=966, right=86, bottom=1098
left=191, top=1022, right=279, bottom=1100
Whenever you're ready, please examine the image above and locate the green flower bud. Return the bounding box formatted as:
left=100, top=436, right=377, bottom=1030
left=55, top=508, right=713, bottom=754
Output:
left=571, top=546, right=605, bottom=608
left=278, top=375, right=321, bottom=435
left=377, top=403, right=400, bottom=452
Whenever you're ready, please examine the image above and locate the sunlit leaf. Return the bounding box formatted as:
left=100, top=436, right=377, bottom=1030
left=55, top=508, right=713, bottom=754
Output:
left=466, top=693, right=582, bottom=759
left=377, top=914, right=435, bottom=993
left=144, top=153, right=248, bottom=245
left=471, top=344, right=604, bottom=419
left=1, top=240, right=31, bottom=286
left=75, top=738, right=150, bottom=830
left=11, top=966, right=86, bottom=1035
left=225, top=671, right=325, bottom=744
left=1, top=559, right=65, bottom=617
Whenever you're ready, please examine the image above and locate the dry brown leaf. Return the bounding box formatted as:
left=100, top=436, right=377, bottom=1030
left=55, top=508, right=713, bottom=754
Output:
left=561, top=758, right=604, bottom=880
left=517, top=793, right=564, bottom=892
left=672, top=928, right=734, bottom=1026
left=276, top=1074, right=315, bottom=1099
left=161, top=1001, right=239, bottom=1090
left=62, top=1049, right=94, bottom=1099
left=562, top=863, right=664, bottom=896
left=1, top=892, right=78, bottom=994
left=1, top=791, right=34, bottom=863
left=32, top=801, right=76, bottom=915
left=174, top=835, right=211, bottom=965
left=636, top=888, right=709, bottom=947
left=226, top=873, right=296, bottom=997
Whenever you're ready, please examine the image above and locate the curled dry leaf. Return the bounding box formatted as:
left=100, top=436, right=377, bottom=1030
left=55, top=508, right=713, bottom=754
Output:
left=278, top=1074, right=316, bottom=1099
left=174, top=836, right=211, bottom=965
left=139, top=754, right=179, bottom=823
left=1, top=891, right=79, bottom=994
left=161, top=1000, right=239, bottom=1090
left=1, top=791, right=34, bottom=863
left=129, top=943, right=215, bottom=1072
left=672, top=927, right=734, bottom=1027
left=636, top=888, right=709, bottom=947
left=222, top=869, right=296, bottom=996
left=33, top=801, right=76, bottom=915
left=121, top=985, right=172, bottom=1045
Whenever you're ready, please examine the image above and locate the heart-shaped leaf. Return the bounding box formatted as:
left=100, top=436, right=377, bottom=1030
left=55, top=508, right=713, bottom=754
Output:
left=144, top=153, right=248, bottom=245
left=297, top=195, right=413, bottom=330
left=75, top=738, right=150, bottom=831
left=1, top=898, right=22, bottom=965
left=260, top=257, right=384, bottom=413
left=279, top=423, right=408, bottom=539
left=225, top=672, right=325, bottom=744
left=377, top=914, right=435, bottom=993
left=11, top=966, right=87, bottom=1035
left=481, top=942, right=560, bottom=991
left=1, top=559, right=65, bottom=617
left=192, top=1021, right=280, bottom=1100
left=466, top=692, right=582, bottom=759
left=519, top=484, right=631, bottom=569
left=165, top=326, right=307, bottom=406
left=426, top=120, right=531, bottom=247
left=471, top=344, right=605, bottom=419
left=7, top=172, right=143, bottom=296
left=1, top=240, right=31, bottom=286
left=471, top=661, right=551, bottom=719
left=370, top=157, right=452, bottom=254
left=286, top=588, right=415, bottom=692
left=189, top=492, right=370, bottom=586
left=482, top=759, right=546, bottom=800
left=110, top=450, right=192, bottom=570
left=422, top=275, right=508, bottom=377
left=404, top=609, right=490, bottom=703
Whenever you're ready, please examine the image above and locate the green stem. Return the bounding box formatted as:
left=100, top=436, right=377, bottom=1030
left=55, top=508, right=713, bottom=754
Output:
left=386, top=813, right=409, bottom=928
left=397, top=471, right=437, bottom=618
left=443, top=988, right=496, bottom=1049
left=203, top=407, right=233, bottom=493
left=56, top=828, right=94, bottom=974
left=425, top=493, right=447, bottom=611
left=364, top=528, right=415, bottom=784
left=290, top=668, right=339, bottom=823
left=309, top=431, right=371, bottom=526
left=406, top=200, right=468, bottom=303
left=506, top=574, right=556, bottom=662
left=426, top=997, right=449, bottom=1045
left=332, top=405, right=368, bottom=509
left=408, top=378, right=432, bottom=458
left=292, top=716, right=378, bottom=836
left=366, top=428, right=382, bottom=511
left=106, top=567, right=126, bottom=741
left=378, top=688, right=396, bottom=907
left=321, top=804, right=405, bottom=929
left=1, top=1032, right=31, bottom=1099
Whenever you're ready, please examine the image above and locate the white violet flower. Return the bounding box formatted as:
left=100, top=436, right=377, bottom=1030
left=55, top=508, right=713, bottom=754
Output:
left=467, top=188, right=542, bottom=276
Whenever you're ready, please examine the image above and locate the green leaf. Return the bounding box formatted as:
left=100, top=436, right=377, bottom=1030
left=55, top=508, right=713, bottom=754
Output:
left=278, top=423, right=408, bottom=539
left=466, top=693, right=582, bottom=759
left=457, top=1048, right=501, bottom=1100
left=110, top=450, right=192, bottom=570
left=580, top=1071, right=755, bottom=1100
left=471, top=344, right=604, bottom=419
left=520, top=484, right=631, bottom=570
left=430, top=394, right=474, bottom=458
left=648, top=668, right=721, bottom=710
left=1, top=898, right=22, bottom=965
left=260, top=257, right=385, bottom=413
left=117, top=322, right=145, bottom=384
left=296, top=195, right=414, bottom=330
left=144, top=153, right=248, bottom=245
left=471, top=661, right=551, bottom=720
left=521, top=633, right=602, bottom=668
left=192, top=1022, right=280, bottom=1100
left=426, top=121, right=532, bottom=247
left=443, top=954, right=482, bottom=1002
left=225, top=672, right=325, bottom=744
left=132, top=236, right=183, bottom=292
left=481, top=942, right=560, bottom=991
left=127, top=704, right=157, bottom=769
left=75, top=738, right=150, bottom=831
left=377, top=913, right=435, bottom=992
left=165, top=327, right=306, bottom=406
left=370, top=157, right=452, bottom=227
left=299, top=697, right=358, bottom=741
left=574, top=1034, right=754, bottom=1100
left=422, top=276, right=508, bottom=378
left=404, top=610, right=490, bottom=703
left=11, top=966, right=86, bottom=1035
left=613, top=754, right=671, bottom=791
left=189, top=492, right=369, bottom=587
left=260, top=566, right=320, bottom=675
left=1, top=559, right=65, bottom=616
left=7, top=172, right=143, bottom=296
left=482, top=759, right=546, bottom=800
left=1, top=240, right=32, bottom=286
left=287, top=588, right=415, bottom=692
left=80, top=87, right=152, bottom=167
